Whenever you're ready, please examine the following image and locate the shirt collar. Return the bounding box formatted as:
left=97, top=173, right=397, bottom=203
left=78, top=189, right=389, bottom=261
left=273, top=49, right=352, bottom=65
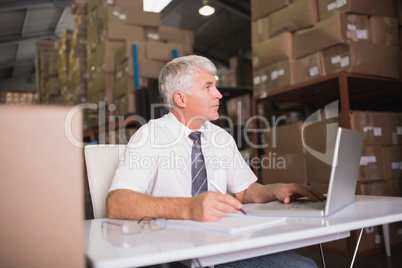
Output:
left=166, top=112, right=210, bottom=139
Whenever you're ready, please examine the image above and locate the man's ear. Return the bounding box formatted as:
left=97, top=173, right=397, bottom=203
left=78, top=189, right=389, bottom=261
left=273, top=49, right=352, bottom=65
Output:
left=173, top=91, right=187, bottom=108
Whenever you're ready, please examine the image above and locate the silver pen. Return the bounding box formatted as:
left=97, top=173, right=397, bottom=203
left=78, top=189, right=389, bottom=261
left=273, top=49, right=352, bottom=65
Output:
left=210, top=180, right=246, bottom=215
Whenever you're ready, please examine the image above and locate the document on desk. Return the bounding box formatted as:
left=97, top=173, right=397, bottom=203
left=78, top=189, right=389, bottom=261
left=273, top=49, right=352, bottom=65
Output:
left=165, top=214, right=286, bottom=234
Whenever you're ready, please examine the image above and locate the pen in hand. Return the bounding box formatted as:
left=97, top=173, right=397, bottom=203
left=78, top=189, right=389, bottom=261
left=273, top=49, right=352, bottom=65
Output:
left=210, top=180, right=247, bottom=215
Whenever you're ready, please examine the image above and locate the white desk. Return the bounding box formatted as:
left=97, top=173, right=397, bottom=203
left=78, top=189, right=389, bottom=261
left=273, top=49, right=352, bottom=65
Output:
left=84, top=195, right=402, bottom=268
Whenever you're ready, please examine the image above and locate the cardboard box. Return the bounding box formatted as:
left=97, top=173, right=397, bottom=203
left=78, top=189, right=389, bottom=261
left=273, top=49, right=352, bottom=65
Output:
left=113, top=85, right=136, bottom=117
left=304, top=114, right=339, bottom=184
left=106, top=7, right=160, bottom=27
left=293, top=51, right=325, bottom=84
left=125, top=9, right=161, bottom=27
left=359, top=146, right=384, bottom=182
left=391, top=112, right=402, bottom=145
left=321, top=42, right=400, bottom=79
left=269, top=0, right=319, bottom=38
left=157, top=26, right=195, bottom=44
left=306, top=152, right=332, bottom=184
left=107, top=20, right=145, bottom=41
left=293, top=11, right=369, bottom=59
left=262, top=116, right=338, bottom=156
left=389, top=221, right=402, bottom=246
left=262, top=122, right=304, bottom=155
left=226, top=94, right=251, bottom=126
left=136, top=57, right=166, bottom=79
left=252, top=32, right=293, bottom=70
left=109, top=0, right=143, bottom=9
left=356, top=180, right=389, bottom=196
left=323, top=226, right=382, bottom=253
left=318, top=0, right=395, bottom=21
left=251, top=0, right=291, bottom=21
left=105, top=72, right=114, bottom=105
left=260, top=153, right=308, bottom=185
left=104, top=40, right=124, bottom=72
left=350, top=110, right=394, bottom=145
left=145, top=41, right=184, bottom=61
left=381, top=145, right=402, bottom=181
left=386, top=179, right=402, bottom=197
left=368, top=16, right=399, bottom=47
left=266, top=60, right=294, bottom=91
left=252, top=66, right=269, bottom=97
left=252, top=16, right=270, bottom=48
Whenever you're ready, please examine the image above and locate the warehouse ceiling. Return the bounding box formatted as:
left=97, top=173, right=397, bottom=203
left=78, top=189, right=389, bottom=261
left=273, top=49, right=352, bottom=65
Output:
left=0, top=0, right=251, bottom=90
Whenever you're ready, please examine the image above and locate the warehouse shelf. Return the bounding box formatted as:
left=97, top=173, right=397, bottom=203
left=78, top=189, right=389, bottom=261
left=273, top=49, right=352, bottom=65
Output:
left=251, top=71, right=402, bottom=176
left=253, top=71, right=402, bottom=129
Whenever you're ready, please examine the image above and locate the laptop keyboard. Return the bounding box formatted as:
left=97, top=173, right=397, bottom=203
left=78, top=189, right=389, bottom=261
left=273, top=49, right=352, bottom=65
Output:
left=289, top=200, right=326, bottom=210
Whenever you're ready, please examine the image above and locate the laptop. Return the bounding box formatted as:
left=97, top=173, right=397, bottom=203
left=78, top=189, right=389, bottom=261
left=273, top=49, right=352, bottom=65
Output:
left=243, top=127, right=364, bottom=218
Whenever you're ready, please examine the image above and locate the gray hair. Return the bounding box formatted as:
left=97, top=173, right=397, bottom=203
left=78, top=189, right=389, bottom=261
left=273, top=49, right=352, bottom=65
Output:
left=158, top=55, right=217, bottom=110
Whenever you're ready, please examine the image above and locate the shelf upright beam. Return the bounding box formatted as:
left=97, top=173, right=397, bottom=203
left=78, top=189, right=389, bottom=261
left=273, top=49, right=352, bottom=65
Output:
left=172, top=49, right=178, bottom=59
left=338, top=73, right=351, bottom=129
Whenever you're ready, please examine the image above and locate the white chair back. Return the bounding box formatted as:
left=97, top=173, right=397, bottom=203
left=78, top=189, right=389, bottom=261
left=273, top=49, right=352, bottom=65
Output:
left=84, top=144, right=126, bottom=219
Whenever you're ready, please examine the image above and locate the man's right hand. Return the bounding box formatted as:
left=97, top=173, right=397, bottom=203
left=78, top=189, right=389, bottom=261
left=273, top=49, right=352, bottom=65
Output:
left=188, top=191, right=243, bottom=222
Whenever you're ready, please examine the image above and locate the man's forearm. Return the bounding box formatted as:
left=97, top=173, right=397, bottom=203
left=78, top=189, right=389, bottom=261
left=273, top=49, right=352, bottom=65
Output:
left=106, top=189, right=193, bottom=220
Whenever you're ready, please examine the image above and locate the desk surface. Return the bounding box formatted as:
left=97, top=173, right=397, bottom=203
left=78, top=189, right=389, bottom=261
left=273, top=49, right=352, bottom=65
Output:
left=84, top=195, right=402, bottom=268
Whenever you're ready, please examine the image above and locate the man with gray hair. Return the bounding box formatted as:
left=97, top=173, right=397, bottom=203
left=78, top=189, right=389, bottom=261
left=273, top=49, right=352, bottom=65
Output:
left=107, top=55, right=323, bottom=267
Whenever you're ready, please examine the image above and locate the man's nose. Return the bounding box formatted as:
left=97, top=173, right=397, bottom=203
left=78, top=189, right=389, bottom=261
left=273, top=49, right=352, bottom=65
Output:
left=214, top=87, right=222, bottom=99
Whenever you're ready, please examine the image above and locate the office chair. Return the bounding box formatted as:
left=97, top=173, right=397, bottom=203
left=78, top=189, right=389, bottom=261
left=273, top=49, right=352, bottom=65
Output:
left=84, top=144, right=126, bottom=219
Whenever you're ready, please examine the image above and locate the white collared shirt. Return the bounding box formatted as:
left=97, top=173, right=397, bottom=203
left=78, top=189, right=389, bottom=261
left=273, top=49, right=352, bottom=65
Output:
left=109, top=112, right=257, bottom=197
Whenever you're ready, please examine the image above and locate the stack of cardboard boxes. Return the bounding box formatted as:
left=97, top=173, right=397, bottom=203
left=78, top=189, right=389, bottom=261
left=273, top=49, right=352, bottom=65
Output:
left=57, top=30, right=73, bottom=104
left=82, top=0, right=194, bottom=129
left=67, top=13, right=88, bottom=106
left=35, top=0, right=194, bottom=135
left=35, top=41, right=60, bottom=103
left=251, top=0, right=402, bottom=255
left=350, top=111, right=402, bottom=195
left=251, top=0, right=400, bottom=97
left=1, top=91, right=39, bottom=105
left=259, top=110, right=402, bottom=254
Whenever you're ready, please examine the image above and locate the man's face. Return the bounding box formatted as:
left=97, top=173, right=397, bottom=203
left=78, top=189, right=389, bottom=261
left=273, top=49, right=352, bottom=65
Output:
left=185, top=70, right=222, bottom=122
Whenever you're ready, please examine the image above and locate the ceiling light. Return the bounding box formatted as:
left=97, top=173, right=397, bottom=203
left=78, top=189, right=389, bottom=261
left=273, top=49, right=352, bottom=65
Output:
left=143, top=0, right=172, bottom=13
left=199, top=0, right=215, bottom=16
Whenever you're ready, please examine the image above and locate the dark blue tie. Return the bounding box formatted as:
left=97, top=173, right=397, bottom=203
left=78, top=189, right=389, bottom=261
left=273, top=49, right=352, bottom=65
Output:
left=189, top=131, right=208, bottom=196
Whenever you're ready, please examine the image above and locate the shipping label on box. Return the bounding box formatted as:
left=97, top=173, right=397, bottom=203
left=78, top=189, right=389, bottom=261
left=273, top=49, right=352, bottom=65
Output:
left=267, top=60, right=294, bottom=91
left=253, top=67, right=269, bottom=97
left=359, top=146, right=384, bottom=182
left=322, top=42, right=400, bottom=79
left=318, top=0, right=396, bottom=21
left=350, top=110, right=394, bottom=145
left=293, top=11, right=369, bottom=59
left=293, top=51, right=325, bottom=84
